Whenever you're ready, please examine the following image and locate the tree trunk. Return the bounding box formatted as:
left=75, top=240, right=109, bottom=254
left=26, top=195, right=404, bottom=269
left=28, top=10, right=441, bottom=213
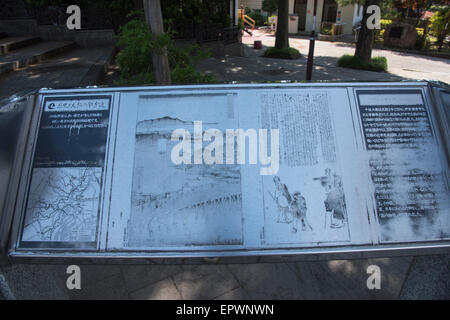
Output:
left=275, top=0, right=289, bottom=49
left=355, top=0, right=379, bottom=64
left=143, top=0, right=171, bottom=85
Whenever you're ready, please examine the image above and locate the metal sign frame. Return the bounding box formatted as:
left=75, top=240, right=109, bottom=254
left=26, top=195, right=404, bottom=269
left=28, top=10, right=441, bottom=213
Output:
left=2, top=81, right=449, bottom=264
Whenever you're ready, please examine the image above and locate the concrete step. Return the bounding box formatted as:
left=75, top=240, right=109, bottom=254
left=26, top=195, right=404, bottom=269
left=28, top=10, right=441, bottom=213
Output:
left=0, top=36, right=41, bottom=55
left=0, top=41, right=76, bottom=76
left=0, top=46, right=116, bottom=100
left=79, top=47, right=117, bottom=87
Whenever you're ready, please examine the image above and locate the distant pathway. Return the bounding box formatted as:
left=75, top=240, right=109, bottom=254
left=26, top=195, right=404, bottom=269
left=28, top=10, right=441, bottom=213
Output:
left=197, top=29, right=450, bottom=83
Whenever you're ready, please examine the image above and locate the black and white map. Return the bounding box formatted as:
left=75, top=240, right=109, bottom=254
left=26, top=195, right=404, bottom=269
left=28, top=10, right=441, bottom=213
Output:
left=22, top=167, right=101, bottom=243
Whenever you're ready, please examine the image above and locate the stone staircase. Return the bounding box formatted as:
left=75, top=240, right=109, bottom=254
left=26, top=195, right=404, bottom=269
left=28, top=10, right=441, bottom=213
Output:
left=0, top=37, right=76, bottom=75
left=0, top=34, right=115, bottom=101
left=0, top=36, right=40, bottom=55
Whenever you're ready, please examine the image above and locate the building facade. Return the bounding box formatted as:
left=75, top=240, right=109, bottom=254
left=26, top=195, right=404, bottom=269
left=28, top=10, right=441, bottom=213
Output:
left=240, top=0, right=364, bottom=35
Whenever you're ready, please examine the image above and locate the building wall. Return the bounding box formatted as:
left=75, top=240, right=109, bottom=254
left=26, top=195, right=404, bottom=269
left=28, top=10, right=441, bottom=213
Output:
left=304, top=0, right=325, bottom=33
left=289, top=0, right=295, bottom=14
left=239, top=0, right=264, bottom=10
left=232, top=0, right=239, bottom=25
left=336, top=4, right=356, bottom=34
left=242, top=0, right=358, bottom=34
left=292, top=0, right=358, bottom=35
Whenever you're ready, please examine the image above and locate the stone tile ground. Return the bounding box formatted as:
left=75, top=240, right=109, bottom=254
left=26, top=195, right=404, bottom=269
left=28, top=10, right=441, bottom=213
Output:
left=1, top=255, right=449, bottom=299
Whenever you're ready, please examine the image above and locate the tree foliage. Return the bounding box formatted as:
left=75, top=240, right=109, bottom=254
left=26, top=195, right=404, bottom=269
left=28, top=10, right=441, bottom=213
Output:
left=161, top=0, right=232, bottom=26
left=429, top=5, right=450, bottom=51
left=116, top=13, right=214, bottom=85
left=262, top=0, right=278, bottom=14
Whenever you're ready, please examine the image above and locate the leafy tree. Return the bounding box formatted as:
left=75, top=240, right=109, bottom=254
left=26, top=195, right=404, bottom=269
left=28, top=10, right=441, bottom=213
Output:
left=116, top=13, right=214, bottom=85
left=262, top=0, right=278, bottom=15
left=161, top=0, right=232, bottom=26
left=430, top=5, right=450, bottom=51
left=247, top=9, right=266, bottom=26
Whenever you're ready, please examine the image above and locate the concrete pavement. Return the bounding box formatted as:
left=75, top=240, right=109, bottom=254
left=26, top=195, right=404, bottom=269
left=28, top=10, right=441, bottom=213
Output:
left=1, top=254, right=449, bottom=299
left=197, top=30, right=450, bottom=83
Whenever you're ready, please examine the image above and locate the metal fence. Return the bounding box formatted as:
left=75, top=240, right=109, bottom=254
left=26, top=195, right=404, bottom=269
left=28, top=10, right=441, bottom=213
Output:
left=170, top=20, right=240, bottom=44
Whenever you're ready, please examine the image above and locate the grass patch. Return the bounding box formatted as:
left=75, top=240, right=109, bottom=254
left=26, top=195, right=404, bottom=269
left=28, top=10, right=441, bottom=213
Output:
left=337, top=54, right=388, bottom=72
left=264, top=47, right=301, bottom=59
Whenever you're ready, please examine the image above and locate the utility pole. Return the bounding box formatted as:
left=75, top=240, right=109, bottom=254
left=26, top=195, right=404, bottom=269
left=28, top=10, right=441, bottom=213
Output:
left=306, top=0, right=318, bottom=81
left=143, top=0, right=171, bottom=85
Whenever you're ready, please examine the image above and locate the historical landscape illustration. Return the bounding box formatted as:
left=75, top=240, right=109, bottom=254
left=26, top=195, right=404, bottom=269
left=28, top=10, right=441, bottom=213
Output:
left=126, top=96, right=243, bottom=248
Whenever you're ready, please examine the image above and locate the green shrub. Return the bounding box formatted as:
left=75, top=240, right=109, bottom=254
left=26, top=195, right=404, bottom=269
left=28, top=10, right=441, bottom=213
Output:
left=172, top=65, right=215, bottom=84
left=264, top=47, right=301, bottom=59
left=320, top=24, right=332, bottom=35
left=415, top=32, right=432, bottom=51
left=247, top=9, right=266, bottom=27
left=262, top=0, right=278, bottom=15
left=430, top=5, right=450, bottom=51
left=380, top=19, right=392, bottom=30
left=116, top=13, right=216, bottom=85
left=238, top=17, right=244, bottom=30
left=337, top=54, right=388, bottom=72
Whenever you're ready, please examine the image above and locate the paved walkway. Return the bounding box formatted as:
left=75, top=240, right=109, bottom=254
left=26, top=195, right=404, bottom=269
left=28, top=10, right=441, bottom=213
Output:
left=197, top=30, right=450, bottom=83
left=1, top=254, right=449, bottom=299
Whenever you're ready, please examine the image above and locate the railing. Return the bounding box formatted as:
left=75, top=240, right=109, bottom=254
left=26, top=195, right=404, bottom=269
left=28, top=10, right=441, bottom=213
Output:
left=195, top=23, right=223, bottom=42
left=220, top=27, right=241, bottom=44
left=168, top=20, right=196, bottom=39
left=196, top=24, right=240, bottom=44
left=169, top=21, right=240, bottom=44
left=238, top=9, right=255, bottom=30
left=243, top=15, right=255, bottom=29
